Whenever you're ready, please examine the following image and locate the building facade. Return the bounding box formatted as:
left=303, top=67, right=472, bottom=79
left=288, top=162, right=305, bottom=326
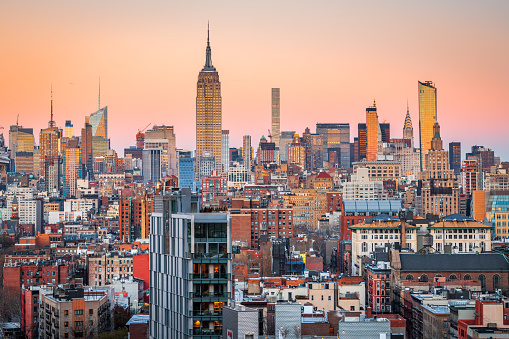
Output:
left=196, top=27, right=222, bottom=171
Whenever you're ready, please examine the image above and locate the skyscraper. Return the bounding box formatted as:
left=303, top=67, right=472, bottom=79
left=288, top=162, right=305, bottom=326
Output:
left=39, top=88, right=60, bottom=195
left=271, top=88, right=281, bottom=149
left=420, top=121, right=459, bottom=217
left=142, top=149, right=162, bottom=185
left=87, top=107, right=108, bottom=140
left=449, top=142, right=461, bottom=174
left=145, top=125, right=178, bottom=176
left=403, top=104, right=414, bottom=148
left=418, top=81, right=437, bottom=170
left=81, top=123, right=93, bottom=179
left=178, top=150, right=195, bottom=189
left=221, top=130, right=229, bottom=172
left=379, top=123, right=390, bottom=143
left=243, top=135, right=252, bottom=171
left=315, top=123, right=350, bottom=169
left=63, top=146, right=81, bottom=198
left=64, top=120, right=73, bottom=138
left=9, top=126, right=35, bottom=174
left=196, top=25, right=222, bottom=171
left=357, top=123, right=367, bottom=162
left=366, top=101, right=380, bottom=162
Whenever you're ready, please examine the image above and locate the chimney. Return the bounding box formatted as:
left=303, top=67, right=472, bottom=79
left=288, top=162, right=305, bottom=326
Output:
left=366, top=307, right=372, bottom=318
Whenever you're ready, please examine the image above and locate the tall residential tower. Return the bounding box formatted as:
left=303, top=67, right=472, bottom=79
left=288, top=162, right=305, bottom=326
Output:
left=366, top=101, right=380, bottom=162
left=196, top=25, right=222, bottom=171
left=271, top=88, right=281, bottom=151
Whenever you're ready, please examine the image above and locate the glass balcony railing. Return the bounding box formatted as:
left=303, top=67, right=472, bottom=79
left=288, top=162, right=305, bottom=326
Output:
left=190, top=273, right=230, bottom=280
left=192, top=253, right=231, bottom=259
left=192, top=310, right=223, bottom=317
left=189, top=292, right=231, bottom=299
left=192, top=328, right=222, bottom=336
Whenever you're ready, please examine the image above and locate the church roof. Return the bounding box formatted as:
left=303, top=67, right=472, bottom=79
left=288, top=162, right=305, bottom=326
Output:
left=399, top=253, right=509, bottom=272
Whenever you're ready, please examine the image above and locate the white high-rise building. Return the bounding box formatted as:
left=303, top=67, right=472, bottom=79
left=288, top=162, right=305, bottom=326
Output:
left=221, top=130, right=229, bottom=173
left=342, top=167, right=385, bottom=200
left=149, top=189, right=232, bottom=339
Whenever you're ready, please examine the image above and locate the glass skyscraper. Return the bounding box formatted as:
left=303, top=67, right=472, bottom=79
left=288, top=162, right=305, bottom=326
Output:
left=418, top=81, right=437, bottom=170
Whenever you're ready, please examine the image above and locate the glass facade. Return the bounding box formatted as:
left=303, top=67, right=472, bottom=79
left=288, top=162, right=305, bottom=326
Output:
left=487, top=195, right=509, bottom=237
left=418, top=81, right=437, bottom=170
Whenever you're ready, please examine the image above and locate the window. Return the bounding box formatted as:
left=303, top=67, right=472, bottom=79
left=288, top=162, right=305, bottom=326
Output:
left=405, top=274, right=413, bottom=281
left=89, top=309, right=93, bottom=315
left=449, top=274, right=457, bottom=280
left=74, top=321, right=83, bottom=327
left=463, top=274, right=471, bottom=281
left=420, top=274, right=428, bottom=282
left=64, top=322, right=68, bottom=327
left=64, top=310, right=68, bottom=316
left=478, top=274, right=486, bottom=290
left=494, top=274, right=501, bottom=290
left=74, top=310, right=83, bottom=315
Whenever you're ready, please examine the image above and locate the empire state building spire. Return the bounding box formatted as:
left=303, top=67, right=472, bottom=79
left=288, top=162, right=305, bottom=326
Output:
left=196, top=22, right=222, bottom=172
left=203, top=22, right=216, bottom=71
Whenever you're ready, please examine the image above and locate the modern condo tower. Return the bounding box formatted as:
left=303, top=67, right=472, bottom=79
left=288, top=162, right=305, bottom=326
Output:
left=271, top=88, right=281, bottom=150
left=196, top=24, right=222, bottom=171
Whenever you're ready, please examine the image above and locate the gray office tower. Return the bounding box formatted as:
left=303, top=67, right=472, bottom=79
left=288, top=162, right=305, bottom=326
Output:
left=149, top=188, right=232, bottom=339
left=316, top=123, right=351, bottom=169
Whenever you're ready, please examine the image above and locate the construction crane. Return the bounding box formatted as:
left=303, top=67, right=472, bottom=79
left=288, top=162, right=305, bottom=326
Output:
left=267, top=129, right=281, bottom=143
left=136, top=123, right=152, bottom=148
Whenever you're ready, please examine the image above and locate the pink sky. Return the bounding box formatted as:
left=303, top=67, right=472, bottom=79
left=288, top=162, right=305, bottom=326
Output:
left=1, top=1, right=508, bottom=160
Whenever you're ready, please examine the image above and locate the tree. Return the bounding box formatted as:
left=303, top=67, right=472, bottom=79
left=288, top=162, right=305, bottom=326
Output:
left=112, top=305, right=132, bottom=330
left=0, top=235, right=14, bottom=248
left=0, top=287, right=21, bottom=323
left=97, top=327, right=128, bottom=339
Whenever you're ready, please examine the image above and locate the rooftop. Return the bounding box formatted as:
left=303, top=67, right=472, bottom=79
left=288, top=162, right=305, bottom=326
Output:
left=399, top=252, right=509, bottom=272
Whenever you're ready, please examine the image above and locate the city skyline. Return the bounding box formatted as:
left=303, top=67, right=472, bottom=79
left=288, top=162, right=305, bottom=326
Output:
left=1, top=1, right=508, bottom=159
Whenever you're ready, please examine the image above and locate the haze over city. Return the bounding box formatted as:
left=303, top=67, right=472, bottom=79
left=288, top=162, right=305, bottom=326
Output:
left=1, top=0, right=508, bottom=156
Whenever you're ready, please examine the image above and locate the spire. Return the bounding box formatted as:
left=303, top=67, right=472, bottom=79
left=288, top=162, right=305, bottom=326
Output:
left=431, top=120, right=442, bottom=150
left=203, top=22, right=215, bottom=71
left=373, top=99, right=376, bottom=108
left=403, top=101, right=414, bottom=147
left=98, top=77, right=101, bottom=111
left=49, top=84, right=55, bottom=128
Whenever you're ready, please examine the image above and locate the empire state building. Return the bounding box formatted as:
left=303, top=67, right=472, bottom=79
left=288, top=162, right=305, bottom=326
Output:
left=196, top=25, right=222, bottom=171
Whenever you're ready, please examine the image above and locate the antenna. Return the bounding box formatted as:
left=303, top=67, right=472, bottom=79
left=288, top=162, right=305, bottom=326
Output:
left=49, top=85, right=55, bottom=128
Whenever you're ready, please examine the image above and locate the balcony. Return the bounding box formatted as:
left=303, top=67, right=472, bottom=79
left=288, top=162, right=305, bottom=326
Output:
left=192, top=328, right=222, bottom=336
left=189, top=292, right=231, bottom=301
left=190, top=273, right=230, bottom=280
left=192, top=310, right=223, bottom=317
left=192, top=253, right=231, bottom=263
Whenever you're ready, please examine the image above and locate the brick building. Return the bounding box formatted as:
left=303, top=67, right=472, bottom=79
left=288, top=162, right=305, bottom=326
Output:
left=119, top=194, right=153, bottom=242
left=39, top=285, right=110, bottom=339
left=230, top=206, right=293, bottom=249
left=201, top=170, right=227, bottom=203
left=366, top=262, right=392, bottom=313
left=3, top=261, right=70, bottom=293
left=391, top=250, right=509, bottom=304
left=87, top=252, right=134, bottom=286
left=21, top=286, right=45, bottom=339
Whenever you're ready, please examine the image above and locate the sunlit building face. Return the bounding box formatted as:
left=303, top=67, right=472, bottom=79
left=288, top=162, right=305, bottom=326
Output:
left=418, top=81, right=437, bottom=170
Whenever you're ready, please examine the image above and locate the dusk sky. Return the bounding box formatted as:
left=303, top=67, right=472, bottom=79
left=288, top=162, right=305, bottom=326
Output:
left=1, top=1, right=508, bottom=159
